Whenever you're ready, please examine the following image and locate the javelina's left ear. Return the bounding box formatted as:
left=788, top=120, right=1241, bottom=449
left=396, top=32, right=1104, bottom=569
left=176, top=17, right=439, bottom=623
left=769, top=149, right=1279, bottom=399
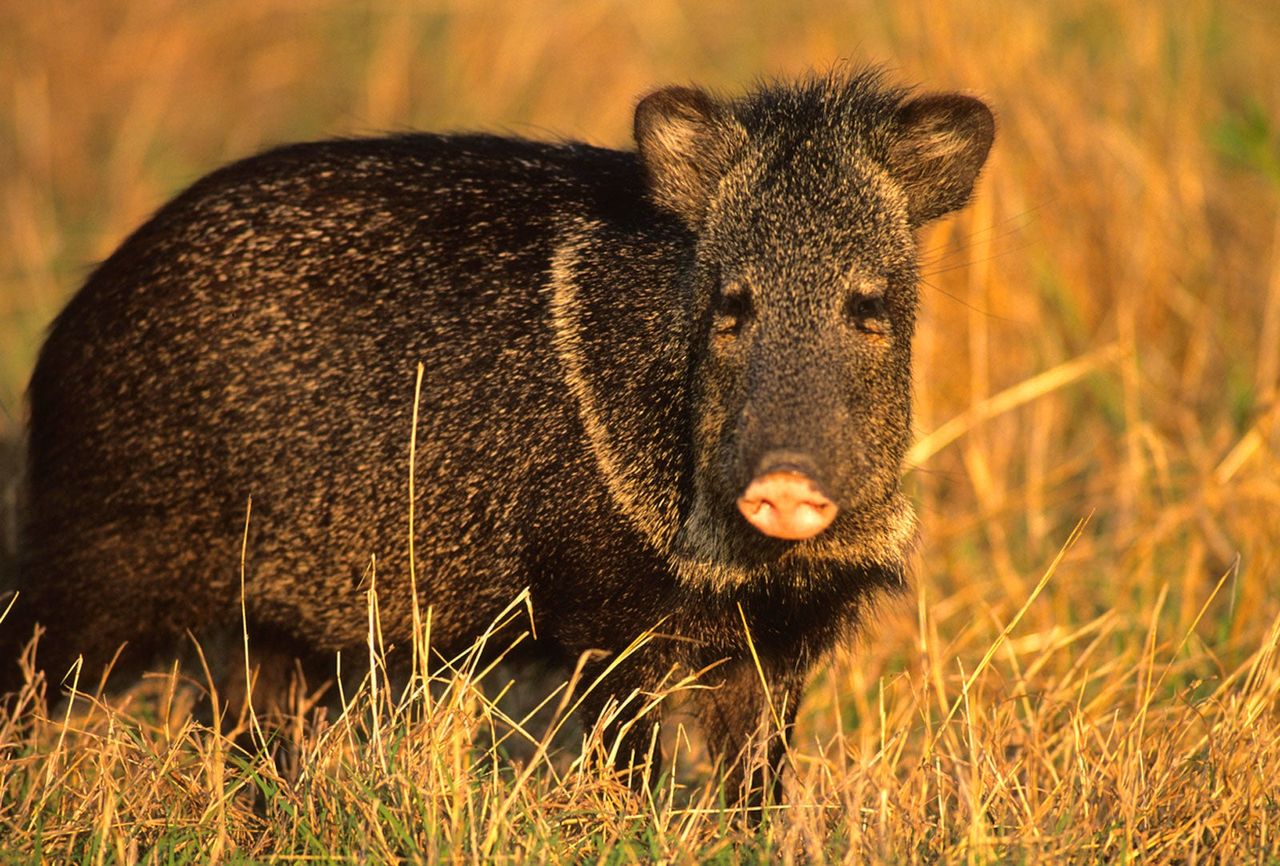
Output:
left=634, top=87, right=745, bottom=226
left=887, top=93, right=995, bottom=226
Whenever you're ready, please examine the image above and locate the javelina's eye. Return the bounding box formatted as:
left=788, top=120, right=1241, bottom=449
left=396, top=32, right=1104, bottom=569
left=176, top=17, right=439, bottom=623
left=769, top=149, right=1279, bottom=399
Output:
left=844, top=293, right=888, bottom=332
left=714, top=280, right=752, bottom=335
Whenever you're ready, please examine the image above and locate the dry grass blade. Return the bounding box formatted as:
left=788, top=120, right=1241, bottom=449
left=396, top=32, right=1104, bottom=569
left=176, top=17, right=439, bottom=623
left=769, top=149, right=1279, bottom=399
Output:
left=929, top=515, right=1083, bottom=749
left=908, top=344, right=1125, bottom=467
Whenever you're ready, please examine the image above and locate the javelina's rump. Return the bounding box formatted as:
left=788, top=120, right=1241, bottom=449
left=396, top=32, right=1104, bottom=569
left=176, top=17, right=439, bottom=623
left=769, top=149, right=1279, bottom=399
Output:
left=7, top=70, right=992, bottom=801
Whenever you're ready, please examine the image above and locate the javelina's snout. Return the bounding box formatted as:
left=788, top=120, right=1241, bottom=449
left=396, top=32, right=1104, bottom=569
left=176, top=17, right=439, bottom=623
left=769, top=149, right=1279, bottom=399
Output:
left=736, top=451, right=838, bottom=540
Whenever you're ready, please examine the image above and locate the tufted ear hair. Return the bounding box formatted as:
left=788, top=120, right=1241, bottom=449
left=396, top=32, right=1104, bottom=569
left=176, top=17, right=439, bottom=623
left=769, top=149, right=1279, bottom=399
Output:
left=886, top=93, right=995, bottom=226
left=634, top=86, right=746, bottom=226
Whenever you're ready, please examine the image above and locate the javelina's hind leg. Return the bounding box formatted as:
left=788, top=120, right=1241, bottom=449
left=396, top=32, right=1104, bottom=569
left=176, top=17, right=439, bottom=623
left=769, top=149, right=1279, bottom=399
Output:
left=213, top=626, right=335, bottom=727
left=16, top=520, right=232, bottom=694
left=210, top=626, right=337, bottom=782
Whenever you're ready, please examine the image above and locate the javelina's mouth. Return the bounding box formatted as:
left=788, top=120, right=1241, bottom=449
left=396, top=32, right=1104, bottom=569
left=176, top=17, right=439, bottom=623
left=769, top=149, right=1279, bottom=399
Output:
left=736, top=471, right=838, bottom=540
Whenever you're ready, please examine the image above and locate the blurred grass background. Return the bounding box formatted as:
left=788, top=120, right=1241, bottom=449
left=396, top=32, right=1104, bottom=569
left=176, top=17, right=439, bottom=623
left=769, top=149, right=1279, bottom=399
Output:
left=2, top=0, right=1279, bottom=861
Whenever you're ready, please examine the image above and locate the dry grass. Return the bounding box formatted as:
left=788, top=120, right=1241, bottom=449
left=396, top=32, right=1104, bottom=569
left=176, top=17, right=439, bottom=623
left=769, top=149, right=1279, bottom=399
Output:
left=2, top=0, right=1279, bottom=862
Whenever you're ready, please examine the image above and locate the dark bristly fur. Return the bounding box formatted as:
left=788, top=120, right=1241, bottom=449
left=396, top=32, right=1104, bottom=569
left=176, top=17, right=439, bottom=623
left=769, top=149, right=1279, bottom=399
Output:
left=3, top=70, right=993, bottom=803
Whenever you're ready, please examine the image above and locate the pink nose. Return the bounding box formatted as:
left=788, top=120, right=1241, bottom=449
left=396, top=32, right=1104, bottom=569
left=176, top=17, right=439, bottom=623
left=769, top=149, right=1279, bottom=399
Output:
left=736, top=471, right=838, bottom=540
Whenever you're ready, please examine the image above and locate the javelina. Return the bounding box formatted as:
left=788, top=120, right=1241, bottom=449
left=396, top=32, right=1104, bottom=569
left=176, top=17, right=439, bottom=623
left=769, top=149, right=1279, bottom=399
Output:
left=6, top=70, right=993, bottom=800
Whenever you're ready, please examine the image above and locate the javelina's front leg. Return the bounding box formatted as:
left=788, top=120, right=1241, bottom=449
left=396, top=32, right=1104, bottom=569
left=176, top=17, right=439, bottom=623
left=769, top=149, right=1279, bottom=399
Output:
left=700, top=661, right=806, bottom=814
left=574, top=651, right=669, bottom=789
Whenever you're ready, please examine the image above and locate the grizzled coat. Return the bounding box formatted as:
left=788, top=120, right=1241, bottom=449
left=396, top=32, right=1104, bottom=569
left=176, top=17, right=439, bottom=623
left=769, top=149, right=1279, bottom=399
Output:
left=8, top=71, right=993, bottom=799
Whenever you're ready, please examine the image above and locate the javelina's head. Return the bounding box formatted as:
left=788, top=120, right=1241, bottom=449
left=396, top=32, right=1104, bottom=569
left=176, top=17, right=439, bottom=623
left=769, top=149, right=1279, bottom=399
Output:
left=635, top=72, right=993, bottom=583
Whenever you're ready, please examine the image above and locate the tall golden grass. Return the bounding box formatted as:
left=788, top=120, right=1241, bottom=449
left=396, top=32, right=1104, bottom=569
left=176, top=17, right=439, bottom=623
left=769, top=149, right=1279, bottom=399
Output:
left=2, top=0, right=1279, bottom=861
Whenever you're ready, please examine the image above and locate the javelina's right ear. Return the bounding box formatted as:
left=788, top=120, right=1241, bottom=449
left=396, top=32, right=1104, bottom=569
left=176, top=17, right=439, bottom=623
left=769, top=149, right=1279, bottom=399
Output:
left=634, top=87, right=744, bottom=226
left=887, top=93, right=995, bottom=226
